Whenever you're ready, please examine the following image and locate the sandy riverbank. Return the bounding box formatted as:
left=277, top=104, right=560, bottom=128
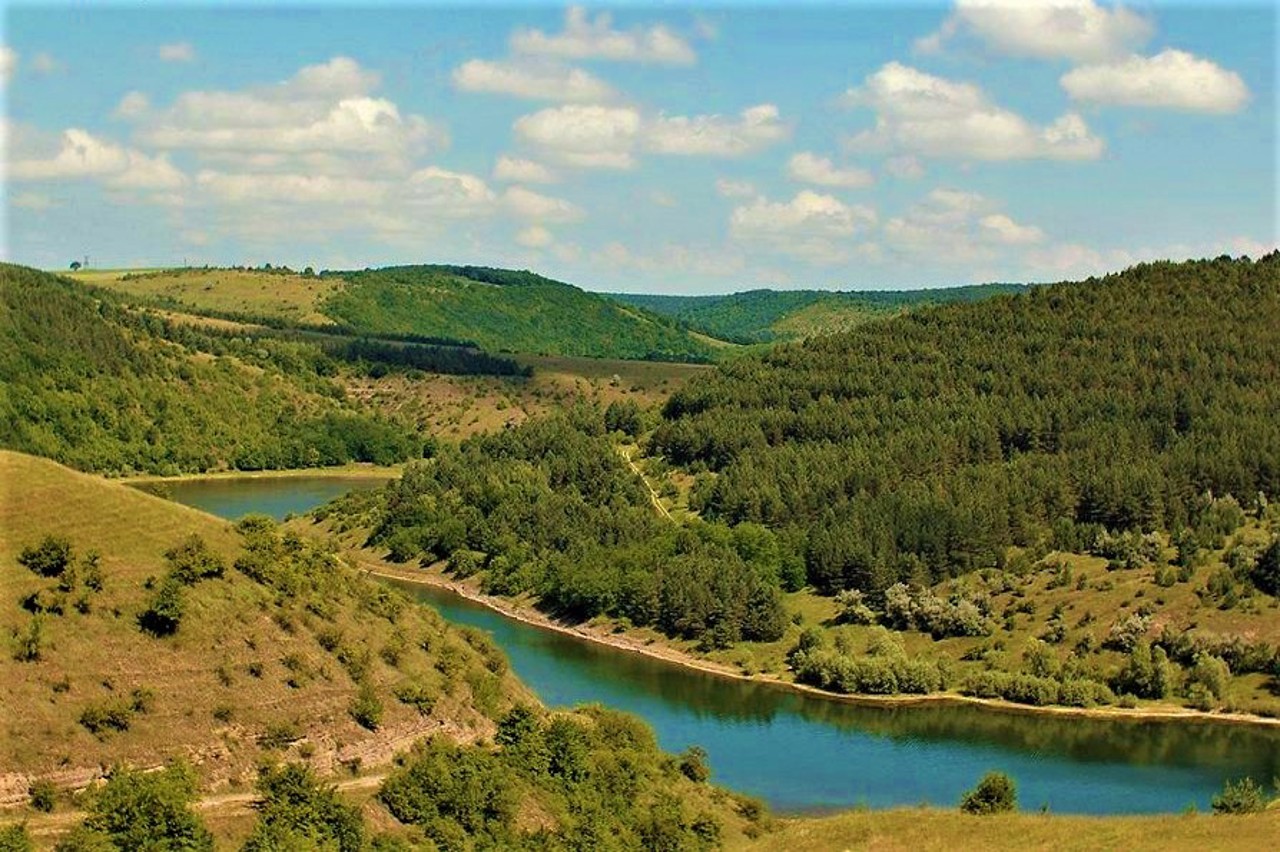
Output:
left=359, top=557, right=1280, bottom=730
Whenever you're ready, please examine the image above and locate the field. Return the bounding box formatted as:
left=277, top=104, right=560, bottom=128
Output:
left=65, top=267, right=340, bottom=326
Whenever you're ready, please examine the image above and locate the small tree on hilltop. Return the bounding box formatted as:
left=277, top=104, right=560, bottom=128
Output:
left=960, top=771, right=1018, bottom=815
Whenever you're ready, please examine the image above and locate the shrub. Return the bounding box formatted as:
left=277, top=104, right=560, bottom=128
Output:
left=0, top=824, right=33, bottom=852
left=1251, top=538, right=1280, bottom=596
left=138, top=577, right=185, bottom=637
left=393, top=683, right=437, bottom=716
left=28, top=780, right=56, bottom=813
left=164, top=534, right=226, bottom=584
left=78, top=701, right=133, bottom=737
left=350, top=684, right=384, bottom=731
left=242, top=763, right=365, bottom=852
left=18, top=535, right=73, bottom=578
left=678, top=746, right=711, bottom=783
left=73, top=764, right=212, bottom=851
left=960, top=771, right=1017, bottom=815
left=11, top=617, right=43, bottom=663
left=1211, top=777, right=1270, bottom=814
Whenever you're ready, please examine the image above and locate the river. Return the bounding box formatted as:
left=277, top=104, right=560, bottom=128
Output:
left=155, top=473, right=1280, bottom=815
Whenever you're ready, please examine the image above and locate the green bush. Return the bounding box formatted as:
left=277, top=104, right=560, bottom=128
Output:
left=960, top=771, right=1018, bottom=815
left=28, top=780, right=56, bottom=813
left=138, top=576, right=185, bottom=637
left=1211, top=777, right=1270, bottom=814
left=18, top=535, right=73, bottom=578
left=0, top=824, right=33, bottom=852
left=64, top=764, right=212, bottom=851
left=242, top=764, right=365, bottom=852
left=350, top=684, right=384, bottom=731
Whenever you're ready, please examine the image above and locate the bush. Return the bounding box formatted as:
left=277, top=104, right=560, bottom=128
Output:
left=138, top=577, right=185, bottom=637
left=1251, top=538, right=1280, bottom=596
left=242, top=764, right=365, bottom=852
left=960, top=771, right=1018, bottom=815
left=1211, top=777, right=1270, bottom=814
left=18, top=535, right=73, bottom=578
left=11, top=617, right=43, bottom=663
left=679, top=746, right=711, bottom=783
left=350, top=684, right=384, bottom=731
left=66, top=764, right=212, bottom=851
left=164, top=534, right=226, bottom=584
left=29, top=780, right=56, bottom=813
left=78, top=702, right=133, bottom=737
left=0, top=824, right=33, bottom=852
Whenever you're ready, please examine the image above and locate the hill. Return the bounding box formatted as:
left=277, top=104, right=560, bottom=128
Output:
left=322, top=265, right=720, bottom=361
left=72, top=264, right=725, bottom=362
left=0, top=264, right=422, bottom=475
left=331, top=255, right=1280, bottom=718
left=607, top=283, right=1025, bottom=344
left=0, top=450, right=526, bottom=801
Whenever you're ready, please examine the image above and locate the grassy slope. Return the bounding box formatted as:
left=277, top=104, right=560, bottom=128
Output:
left=0, top=451, right=525, bottom=800
left=608, top=283, right=1026, bottom=343
left=323, top=265, right=720, bottom=360
left=739, top=808, right=1280, bottom=852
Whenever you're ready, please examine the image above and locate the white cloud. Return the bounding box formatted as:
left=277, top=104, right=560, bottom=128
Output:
left=516, top=225, right=555, bottom=248
left=885, top=155, right=925, bottom=180
left=731, top=190, right=877, bottom=264
left=1061, top=49, right=1250, bottom=113
left=715, top=178, right=756, bottom=198
left=452, top=59, right=615, bottom=102
left=787, top=151, right=874, bottom=188
left=137, top=57, right=439, bottom=164
left=9, top=128, right=188, bottom=192
left=405, top=166, right=496, bottom=213
left=845, top=62, right=1104, bottom=161
left=1, top=47, right=16, bottom=84
left=979, top=213, right=1045, bottom=245
left=917, top=0, right=1153, bottom=63
left=501, top=185, right=584, bottom=223
left=114, top=91, right=151, bottom=119
left=493, top=155, right=557, bottom=184
left=512, top=6, right=696, bottom=66
left=645, top=104, right=788, bottom=157
left=30, top=52, right=60, bottom=75
left=110, top=152, right=188, bottom=190
left=159, top=42, right=196, bottom=63
left=196, top=170, right=386, bottom=205
left=514, top=104, right=641, bottom=169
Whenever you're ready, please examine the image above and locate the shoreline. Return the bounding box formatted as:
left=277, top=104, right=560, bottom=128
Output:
left=122, top=463, right=403, bottom=484
left=362, top=559, right=1280, bottom=730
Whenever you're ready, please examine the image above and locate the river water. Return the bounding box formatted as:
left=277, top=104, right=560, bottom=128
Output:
left=157, top=474, right=1280, bottom=815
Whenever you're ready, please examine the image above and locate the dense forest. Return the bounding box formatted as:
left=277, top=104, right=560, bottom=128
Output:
left=322, top=265, right=717, bottom=361
left=651, top=255, right=1280, bottom=595
left=0, top=265, right=423, bottom=474
left=609, top=283, right=1026, bottom=344
left=327, top=408, right=789, bottom=650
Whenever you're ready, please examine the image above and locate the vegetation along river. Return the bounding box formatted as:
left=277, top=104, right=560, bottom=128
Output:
left=159, top=474, right=1280, bottom=815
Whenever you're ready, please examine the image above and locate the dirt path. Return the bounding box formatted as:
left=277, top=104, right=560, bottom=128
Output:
left=619, top=446, right=672, bottom=521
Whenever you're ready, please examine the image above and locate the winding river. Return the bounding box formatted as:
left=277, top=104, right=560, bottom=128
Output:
left=155, top=474, right=1280, bottom=816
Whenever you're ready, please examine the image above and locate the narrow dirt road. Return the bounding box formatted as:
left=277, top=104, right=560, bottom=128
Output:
left=619, top=446, right=673, bottom=521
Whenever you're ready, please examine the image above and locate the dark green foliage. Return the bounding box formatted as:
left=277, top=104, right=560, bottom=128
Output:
left=18, top=535, right=74, bottom=578
left=0, top=264, right=420, bottom=474
left=60, top=764, right=212, bottom=851
left=163, top=535, right=224, bottom=585
left=138, top=576, right=185, bottom=637
left=1112, top=642, right=1173, bottom=700
left=678, top=746, right=711, bottom=783
left=28, top=780, right=56, bottom=813
left=0, top=825, right=33, bottom=852
left=350, top=683, right=384, bottom=731
left=379, top=738, right=518, bottom=846
left=604, top=400, right=645, bottom=438
left=609, top=284, right=1025, bottom=345
left=1210, top=777, right=1272, bottom=814
left=349, top=412, right=787, bottom=649
left=1251, top=538, right=1280, bottom=596
left=242, top=764, right=365, bottom=852
left=960, top=771, right=1018, bottom=815
left=652, top=256, right=1280, bottom=594
left=323, top=265, right=714, bottom=361
left=78, top=701, right=134, bottom=737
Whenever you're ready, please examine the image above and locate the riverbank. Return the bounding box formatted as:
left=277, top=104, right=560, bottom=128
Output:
left=123, top=462, right=402, bottom=484
left=362, top=558, right=1280, bottom=730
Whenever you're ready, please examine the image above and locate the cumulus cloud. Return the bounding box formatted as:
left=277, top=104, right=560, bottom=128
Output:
left=979, top=213, right=1045, bottom=245
left=452, top=59, right=615, bottom=102
left=917, top=0, right=1152, bottom=63
left=136, top=57, right=439, bottom=167
left=158, top=42, right=196, bottom=63
left=493, top=155, right=557, bottom=184
left=845, top=62, right=1104, bottom=161
left=514, top=104, right=642, bottom=169
left=884, top=188, right=1045, bottom=263
left=10, top=128, right=187, bottom=190
left=195, top=171, right=385, bottom=205
left=715, top=178, right=756, bottom=198
left=731, top=190, right=877, bottom=264
left=645, top=104, right=788, bottom=157
left=514, top=102, right=788, bottom=169
left=516, top=225, right=555, bottom=248
left=512, top=6, right=696, bottom=65
left=114, top=91, right=151, bottom=120
left=501, top=185, right=584, bottom=223
left=1062, top=49, right=1250, bottom=113
left=787, top=151, right=874, bottom=188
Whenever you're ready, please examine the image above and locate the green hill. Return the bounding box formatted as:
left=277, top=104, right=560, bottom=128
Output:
left=321, top=265, right=720, bottom=361
left=0, top=264, right=422, bottom=475
left=607, top=283, right=1026, bottom=344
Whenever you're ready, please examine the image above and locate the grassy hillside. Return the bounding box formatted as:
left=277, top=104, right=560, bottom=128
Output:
left=608, top=283, right=1025, bottom=344
left=0, top=451, right=525, bottom=800
left=322, top=265, right=720, bottom=361
left=0, top=264, right=422, bottom=475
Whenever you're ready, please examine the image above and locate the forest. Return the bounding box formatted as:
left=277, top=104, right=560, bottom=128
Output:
left=0, top=265, right=424, bottom=475
left=652, top=255, right=1280, bottom=596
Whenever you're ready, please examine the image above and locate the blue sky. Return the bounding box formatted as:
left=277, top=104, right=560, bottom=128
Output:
left=2, top=2, right=1275, bottom=293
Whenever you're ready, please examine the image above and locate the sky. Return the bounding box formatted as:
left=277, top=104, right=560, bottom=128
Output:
left=2, top=1, right=1276, bottom=293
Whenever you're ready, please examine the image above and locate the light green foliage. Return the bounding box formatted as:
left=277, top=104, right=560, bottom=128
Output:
left=1210, top=777, right=1272, bottom=814
left=960, top=772, right=1018, bottom=815
left=242, top=764, right=365, bottom=852
left=57, top=764, right=212, bottom=851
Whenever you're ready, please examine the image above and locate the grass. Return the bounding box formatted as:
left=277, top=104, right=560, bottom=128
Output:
left=0, top=451, right=524, bottom=794
left=735, top=807, right=1280, bottom=851
left=65, top=267, right=341, bottom=326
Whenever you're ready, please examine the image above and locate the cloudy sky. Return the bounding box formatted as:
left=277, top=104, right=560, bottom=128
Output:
left=2, top=1, right=1274, bottom=293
